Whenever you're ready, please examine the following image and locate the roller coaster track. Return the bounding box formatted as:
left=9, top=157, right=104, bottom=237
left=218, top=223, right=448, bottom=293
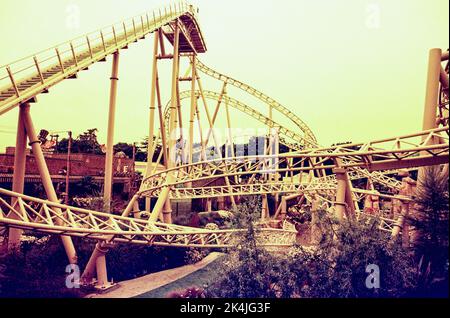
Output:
left=157, top=80, right=403, bottom=198
left=166, top=90, right=310, bottom=147
left=0, top=188, right=297, bottom=248
left=163, top=89, right=403, bottom=192
left=193, top=58, right=318, bottom=147
left=140, top=126, right=449, bottom=195
left=190, top=57, right=417, bottom=190
left=0, top=3, right=205, bottom=116
left=0, top=1, right=447, bottom=261
left=0, top=2, right=305, bottom=253
left=143, top=173, right=403, bottom=200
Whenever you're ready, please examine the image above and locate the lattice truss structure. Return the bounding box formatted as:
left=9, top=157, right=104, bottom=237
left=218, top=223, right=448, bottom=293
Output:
left=0, top=0, right=448, bottom=256
left=140, top=127, right=448, bottom=194
left=0, top=188, right=297, bottom=247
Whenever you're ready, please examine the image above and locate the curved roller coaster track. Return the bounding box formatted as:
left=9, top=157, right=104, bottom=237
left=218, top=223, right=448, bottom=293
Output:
left=0, top=1, right=448, bottom=289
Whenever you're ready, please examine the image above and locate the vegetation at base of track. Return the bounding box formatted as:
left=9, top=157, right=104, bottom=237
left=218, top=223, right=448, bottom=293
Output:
left=171, top=167, right=449, bottom=298
left=0, top=237, right=210, bottom=298
left=0, top=169, right=448, bottom=298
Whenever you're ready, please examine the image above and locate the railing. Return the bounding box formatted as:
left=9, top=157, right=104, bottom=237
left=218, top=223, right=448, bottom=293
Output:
left=0, top=1, right=196, bottom=101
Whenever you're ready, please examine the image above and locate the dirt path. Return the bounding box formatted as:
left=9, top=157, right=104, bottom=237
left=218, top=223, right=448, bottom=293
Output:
left=87, top=252, right=223, bottom=298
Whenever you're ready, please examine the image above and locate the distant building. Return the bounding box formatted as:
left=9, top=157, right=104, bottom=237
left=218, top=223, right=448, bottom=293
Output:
left=0, top=147, right=135, bottom=194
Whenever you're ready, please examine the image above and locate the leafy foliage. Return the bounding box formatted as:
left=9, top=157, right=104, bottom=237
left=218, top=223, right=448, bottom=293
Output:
left=207, top=199, right=420, bottom=298
left=406, top=166, right=449, bottom=296
left=289, top=218, right=419, bottom=298
left=0, top=236, right=207, bottom=297
left=208, top=197, right=298, bottom=298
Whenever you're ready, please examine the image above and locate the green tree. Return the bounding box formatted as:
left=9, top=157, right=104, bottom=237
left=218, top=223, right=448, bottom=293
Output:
left=407, top=166, right=449, bottom=295
left=75, top=128, right=102, bottom=154
left=113, top=142, right=133, bottom=158
left=56, top=128, right=102, bottom=154
left=208, top=197, right=297, bottom=298
left=139, top=136, right=162, bottom=163
left=289, top=216, right=419, bottom=298
left=208, top=202, right=420, bottom=298
left=72, top=176, right=101, bottom=196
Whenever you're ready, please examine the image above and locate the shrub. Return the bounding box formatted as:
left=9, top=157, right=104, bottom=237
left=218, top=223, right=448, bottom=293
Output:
left=208, top=196, right=298, bottom=298
left=207, top=198, right=420, bottom=298
left=289, top=218, right=419, bottom=298
left=407, top=166, right=449, bottom=296
left=0, top=236, right=209, bottom=297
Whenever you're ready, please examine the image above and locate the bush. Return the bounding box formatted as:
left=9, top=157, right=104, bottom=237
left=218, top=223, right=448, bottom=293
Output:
left=208, top=196, right=298, bottom=298
left=0, top=236, right=209, bottom=297
left=207, top=198, right=420, bottom=298
left=289, top=218, right=419, bottom=298
left=407, top=166, right=449, bottom=296
left=0, top=236, right=86, bottom=298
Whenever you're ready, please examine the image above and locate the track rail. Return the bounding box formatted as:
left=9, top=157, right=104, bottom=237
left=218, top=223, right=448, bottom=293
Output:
left=194, top=58, right=318, bottom=147
left=140, top=126, right=449, bottom=194
left=0, top=188, right=297, bottom=248
left=165, top=90, right=310, bottom=147
left=0, top=2, right=204, bottom=116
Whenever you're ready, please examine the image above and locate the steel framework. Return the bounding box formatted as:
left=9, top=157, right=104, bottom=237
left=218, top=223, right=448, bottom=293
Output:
left=0, top=1, right=448, bottom=289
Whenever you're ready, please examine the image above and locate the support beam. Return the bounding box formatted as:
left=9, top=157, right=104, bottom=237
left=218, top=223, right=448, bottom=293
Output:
left=7, top=103, right=28, bottom=250
left=204, top=82, right=227, bottom=147
left=149, top=21, right=180, bottom=223
left=224, top=93, right=235, bottom=158
left=422, top=49, right=442, bottom=135
left=82, top=194, right=140, bottom=287
left=156, top=77, right=169, bottom=167
left=310, top=196, right=321, bottom=245
left=333, top=167, right=347, bottom=221
left=418, top=48, right=442, bottom=183
left=394, top=49, right=444, bottom=242
left=261, top=194, right=269, bottom=220
left=392, top=172, right=416, bottom=238
left=21, top=105, right=77, bottom=264
left=146, top=30, right=160, bottom=212
left=167, top=22, right=181, bottom=169
left=175, top=82, right=186, bottom=164
left=81, top=241, right=114, bottom=290
left=401, top=201, right=410, bottom=248
left=104, top=51, right=120, bottom=213
left=86, top=51, right=120, bottom=288
left=280, top=196, right=287, bottom=220
left=163, top=199, right=173, bottom=223
left=195, top=99, right=208, bottom=162
left=188, top=56, right=197, bottom=166
left=206, top=198, right=212, bottom=212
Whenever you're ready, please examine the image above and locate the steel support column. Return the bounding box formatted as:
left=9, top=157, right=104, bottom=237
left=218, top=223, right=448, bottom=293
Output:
left=149, top=21, right=180, bottom=222
left=261, top=194, right=268, bottom=220
left=188, top=55, right=197, bottom=166
left=21, top=105, right=77, bottom=264
left=104, top=51, right=120, bottom=213
left=418, top=48, right=442, bottom=184
left=333, top=167, right=347, bottom=221
left=146, top=30, right=160, bottom=212
left=393, top=49, right=442, bottom=242
left=83, top=51, right=119, bottom=288
left=7, top=103, right=28, bottom=250
left=310, top=195, right=321, bottom=245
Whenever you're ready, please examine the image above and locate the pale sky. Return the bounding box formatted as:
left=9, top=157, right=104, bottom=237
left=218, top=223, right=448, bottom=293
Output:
left=0, top=0, right=448, bottom=151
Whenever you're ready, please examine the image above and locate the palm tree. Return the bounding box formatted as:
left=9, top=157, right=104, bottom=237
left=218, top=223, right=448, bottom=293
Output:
left=407, top=166, right=449, bottom=293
